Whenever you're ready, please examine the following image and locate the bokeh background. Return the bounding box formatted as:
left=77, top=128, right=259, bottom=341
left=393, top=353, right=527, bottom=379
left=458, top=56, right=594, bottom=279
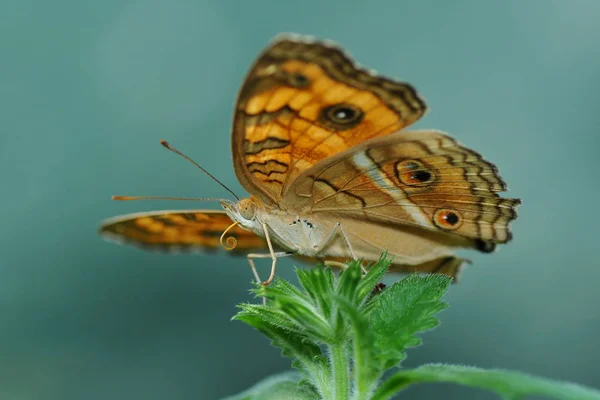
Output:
left=2, top=1, right=599, bottom=399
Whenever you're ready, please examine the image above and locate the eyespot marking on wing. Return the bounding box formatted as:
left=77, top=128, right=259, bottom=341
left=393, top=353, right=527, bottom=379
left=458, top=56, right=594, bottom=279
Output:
left=395, top=159, right=436, bottom=187
left=318, top=103, right=364, bottom=131
left=433, top=208, right=463, bottom=230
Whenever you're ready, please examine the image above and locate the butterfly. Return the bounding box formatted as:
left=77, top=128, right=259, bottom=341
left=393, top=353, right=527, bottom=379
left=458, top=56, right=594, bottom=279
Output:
left=99, top=34, right=521, bottom=285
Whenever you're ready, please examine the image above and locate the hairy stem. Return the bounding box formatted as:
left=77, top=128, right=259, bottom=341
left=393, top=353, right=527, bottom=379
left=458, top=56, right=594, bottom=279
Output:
left=330, top=343, right=350, bottom=400
left=352, top=338, right=376, bottom=400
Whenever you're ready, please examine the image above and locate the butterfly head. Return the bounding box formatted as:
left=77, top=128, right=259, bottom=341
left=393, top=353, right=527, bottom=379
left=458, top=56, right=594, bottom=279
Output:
left=220, top=197, right=262, bottom=229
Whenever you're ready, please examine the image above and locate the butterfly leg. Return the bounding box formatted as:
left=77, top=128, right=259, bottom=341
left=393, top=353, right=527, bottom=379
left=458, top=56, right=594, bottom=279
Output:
left=247, top=222, right=292, bottom=286
left=315, top=222, right=368, bottom=274
left=246, top=252, right=289, bottom=305
left=323, top=260, right=349, bottom=269
left=246, top=251, right=290, bottom=284
left=246, top=257, right=263, bottom=284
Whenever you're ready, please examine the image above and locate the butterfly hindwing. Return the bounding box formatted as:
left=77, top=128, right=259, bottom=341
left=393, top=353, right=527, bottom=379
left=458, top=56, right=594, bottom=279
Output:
left=286, top=130, right=520, bottom=246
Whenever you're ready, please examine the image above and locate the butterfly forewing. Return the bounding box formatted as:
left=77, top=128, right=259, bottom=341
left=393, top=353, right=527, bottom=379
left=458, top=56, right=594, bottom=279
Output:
left=99, top=210, right=266, bottom=253
left=232, top=36, right=427, bottom=206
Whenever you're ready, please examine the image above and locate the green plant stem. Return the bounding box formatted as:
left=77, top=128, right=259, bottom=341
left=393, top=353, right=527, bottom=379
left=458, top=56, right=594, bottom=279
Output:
left=352, top=344, right=367, bottom=400
left=352, top=339, right=376, bottom=400
left=330, top=342, right=350, bottom=400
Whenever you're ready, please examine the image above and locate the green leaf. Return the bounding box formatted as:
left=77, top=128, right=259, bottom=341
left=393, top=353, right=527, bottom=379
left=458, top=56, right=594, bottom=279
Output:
left=372, top=364, right=600, bottom=400
left=368, top=274, right=451, bottom=369
left=272, top=293, right=335, bottom=342
left=233, top=308, right=328, bottom=384
left=356, top=253, right=392, bottom=304
left=235, top=303, right=307, bottom=336
left=264, top=277, right=310, bottom=300
left=335, top=259, right=363, bottom=304
left=297, top=266, right=335, bottom=320
left=233, top=310, right=322, bottom=361
left=219, top=371, right=320, bottom=400
left=253, top=271, right=336, bottom=342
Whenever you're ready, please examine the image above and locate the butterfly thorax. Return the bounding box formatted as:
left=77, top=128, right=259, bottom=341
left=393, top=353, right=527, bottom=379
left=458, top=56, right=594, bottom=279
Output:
left=221, top=196, right=327, bottom=256
left=262, top=211, right=330, bottom=256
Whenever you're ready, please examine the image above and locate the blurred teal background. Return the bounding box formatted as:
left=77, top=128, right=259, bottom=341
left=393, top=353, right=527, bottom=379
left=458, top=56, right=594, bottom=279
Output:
left=2, top=0, right=599, bottom=399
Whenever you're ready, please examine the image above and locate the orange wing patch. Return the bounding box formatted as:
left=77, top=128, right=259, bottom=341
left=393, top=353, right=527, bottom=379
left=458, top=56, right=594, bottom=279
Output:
left=232, top=37, right=427, bottom=206
left=99, top=210, right=266, bottom=253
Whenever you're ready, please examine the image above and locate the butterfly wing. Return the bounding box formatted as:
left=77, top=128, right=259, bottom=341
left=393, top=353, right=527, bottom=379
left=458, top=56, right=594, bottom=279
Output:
left=99, top=209, right=466, bottom=279
left=283, top=130, right=520, bottom=266
left=99, top=210, right=267, bottom=253
left=232, top=35, right=426, bottom=207
left=388, top=256, right=465, bottom=281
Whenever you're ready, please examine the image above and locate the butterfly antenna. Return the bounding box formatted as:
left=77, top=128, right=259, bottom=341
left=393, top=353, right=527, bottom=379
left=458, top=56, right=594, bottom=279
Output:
left=112, top=195, right=227, bottom=202
left=159, top=140, right=240, bottom=201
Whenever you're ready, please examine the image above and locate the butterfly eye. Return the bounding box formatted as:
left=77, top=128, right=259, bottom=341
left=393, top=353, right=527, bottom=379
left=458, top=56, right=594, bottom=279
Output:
left=433, top=209, right=462, bottom=230
left=238, top=198, right=257, bottom=220
left=319, top=103, right=364, bottom=130
left=395, top=160, right=435, bottom=186
left=288, top=73, right=310, bottom=88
